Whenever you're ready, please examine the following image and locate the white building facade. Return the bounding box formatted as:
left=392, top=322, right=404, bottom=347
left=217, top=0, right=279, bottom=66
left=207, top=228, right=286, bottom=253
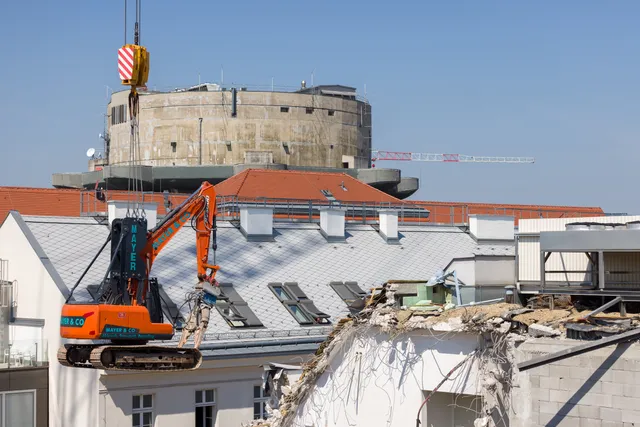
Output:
left=0, top=208, right=515, bottom=427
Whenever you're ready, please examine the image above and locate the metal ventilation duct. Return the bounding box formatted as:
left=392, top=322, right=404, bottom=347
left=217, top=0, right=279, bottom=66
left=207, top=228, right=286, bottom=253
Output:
left=626, top=221, right=640, bottom=230
left=565, top=222, right=590, bottom=231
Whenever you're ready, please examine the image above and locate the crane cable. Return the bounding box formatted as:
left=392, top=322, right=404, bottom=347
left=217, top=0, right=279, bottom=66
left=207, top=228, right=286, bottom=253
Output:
left=125, top=0, right=145, bottom=219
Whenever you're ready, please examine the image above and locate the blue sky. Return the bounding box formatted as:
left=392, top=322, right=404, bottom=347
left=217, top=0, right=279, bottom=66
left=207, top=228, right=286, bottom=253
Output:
left=0, top=1, right=638, bottom=213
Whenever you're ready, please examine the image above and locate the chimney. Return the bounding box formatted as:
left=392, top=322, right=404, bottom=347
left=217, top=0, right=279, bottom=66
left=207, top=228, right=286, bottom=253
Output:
left=378, top=209, right=400, bottom=244
left=319, top=207, right=346, bottom=242
left=240, top=205, right=274, bottom=241
left=107, top=201, right=158, bottom=230
left=468, top=215, right=514, bottom=242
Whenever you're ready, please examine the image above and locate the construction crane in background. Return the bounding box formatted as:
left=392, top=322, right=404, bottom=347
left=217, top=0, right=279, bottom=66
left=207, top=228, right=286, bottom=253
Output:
left=370, top=150, right=535, bottom=167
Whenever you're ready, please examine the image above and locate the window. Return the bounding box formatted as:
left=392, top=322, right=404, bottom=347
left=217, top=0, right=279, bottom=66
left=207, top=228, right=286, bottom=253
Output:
left=424, top=391, right=482, bottom=426
left=195, top=389, right=216, bottom=427
left=215, top=283, right=263, bottom=328
left=280, top=106, right=289, bottom=113
left=268, top=282, right=331, bottom=325
left=253, top=385, right=268, bottom=420
left=1, top=390, right=36, bottom=427
left=330, top=281, right=366, bottom=313
left=171, top=142, right=177, bottom=153
left=111, top=104, right=127, bottom=125
left=305, top=107, right=314, bottom=114
left=328, top=110, right=335, bottom=116
left=320, top=189, right=336, bottom=202
left=132, top=394, right=153, bottom=427
left=330, top=281, right=366, bottom=304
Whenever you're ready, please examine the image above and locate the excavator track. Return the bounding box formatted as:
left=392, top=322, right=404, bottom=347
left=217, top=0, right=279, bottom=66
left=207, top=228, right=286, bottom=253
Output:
left=58, top=344, right=202, bottom=372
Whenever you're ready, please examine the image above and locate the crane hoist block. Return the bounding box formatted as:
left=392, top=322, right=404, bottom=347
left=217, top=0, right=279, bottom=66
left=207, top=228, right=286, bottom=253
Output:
left=118, top=44, right=150, bottom=88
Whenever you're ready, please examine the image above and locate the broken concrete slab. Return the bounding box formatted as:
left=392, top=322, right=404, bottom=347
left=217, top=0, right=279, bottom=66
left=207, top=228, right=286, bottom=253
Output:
left=528, top=323, right=561, bottom=338
left=502, top=308, right=534, bottom=321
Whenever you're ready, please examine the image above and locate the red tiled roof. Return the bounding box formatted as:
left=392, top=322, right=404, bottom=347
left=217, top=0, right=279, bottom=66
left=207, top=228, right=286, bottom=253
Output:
left=214, top=169, right=406, bottom=204
left=410, top=200, right=605, bottom=225
left=0, top=186, right=189, bottom=223
left=0, top=186, right=82, bottom=221
left=0, top=176, right=606, bottom=228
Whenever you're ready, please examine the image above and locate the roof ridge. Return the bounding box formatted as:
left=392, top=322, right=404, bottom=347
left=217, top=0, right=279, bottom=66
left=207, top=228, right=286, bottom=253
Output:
left=339, top=173, right=406, bottom=203
left=237, top=168, right=252, bottom=192
left=249, top=169, right=353, bottom=178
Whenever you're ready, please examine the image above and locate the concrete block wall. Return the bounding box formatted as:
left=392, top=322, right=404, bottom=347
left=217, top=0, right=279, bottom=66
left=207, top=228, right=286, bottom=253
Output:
left=511, top=338, right=640, bottom=427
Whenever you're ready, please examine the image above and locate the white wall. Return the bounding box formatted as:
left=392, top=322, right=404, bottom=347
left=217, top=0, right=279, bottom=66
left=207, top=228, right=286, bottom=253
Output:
left=99, top=355, right=311, bottom=427
left=447, top=259, right=476, bottom=287
left=291, top=329, right=481, bottom=427
left=0, top=214, right=99, bottom=427
left=475, top=258, right=515, bottom=286
left=517, top=215, right=640, bottom=282
left=469, top=215, right=514, bottom=241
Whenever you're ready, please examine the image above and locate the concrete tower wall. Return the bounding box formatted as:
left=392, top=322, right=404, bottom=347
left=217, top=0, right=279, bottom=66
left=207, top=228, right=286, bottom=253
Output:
left=107, top=88, right=372, bottom=170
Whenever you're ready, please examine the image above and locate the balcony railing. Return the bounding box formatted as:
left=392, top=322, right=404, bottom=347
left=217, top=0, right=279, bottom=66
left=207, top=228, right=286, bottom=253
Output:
left=0, top=339, right=48, bottom=370
left=215, top=196, right=430, bottom=225
left=79, top=189, right=607, bottom=227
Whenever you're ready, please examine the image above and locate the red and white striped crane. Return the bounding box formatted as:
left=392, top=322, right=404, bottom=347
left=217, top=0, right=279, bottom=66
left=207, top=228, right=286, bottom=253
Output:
left=370, top=150, right=535, bottom=167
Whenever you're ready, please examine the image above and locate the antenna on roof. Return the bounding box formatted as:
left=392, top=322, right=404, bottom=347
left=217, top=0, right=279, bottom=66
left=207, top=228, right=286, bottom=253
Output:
left=86, top=148, right=96, bottom=159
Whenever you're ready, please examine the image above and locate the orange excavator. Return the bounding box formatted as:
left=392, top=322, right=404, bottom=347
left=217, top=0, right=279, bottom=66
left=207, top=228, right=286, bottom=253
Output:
left=57, top=181, right=221, bottom=371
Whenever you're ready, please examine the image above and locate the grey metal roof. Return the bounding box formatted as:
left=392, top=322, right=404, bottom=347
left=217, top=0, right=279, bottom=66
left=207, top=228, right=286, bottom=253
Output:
left=20, top=215, right=513, bottom=356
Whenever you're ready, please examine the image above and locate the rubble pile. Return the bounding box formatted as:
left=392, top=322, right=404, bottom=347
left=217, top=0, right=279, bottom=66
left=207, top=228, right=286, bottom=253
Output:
left=243, top=283, right=640, bottom=427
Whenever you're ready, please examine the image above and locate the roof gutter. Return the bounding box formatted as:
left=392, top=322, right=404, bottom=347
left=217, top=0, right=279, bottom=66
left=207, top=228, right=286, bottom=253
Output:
left=203, top=347, right=319, bottom=361
left=197, top=336, right=327, bottom=351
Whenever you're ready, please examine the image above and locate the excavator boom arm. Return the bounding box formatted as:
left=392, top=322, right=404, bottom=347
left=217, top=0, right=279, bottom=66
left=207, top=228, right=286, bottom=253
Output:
left=143, top=181, right=218, bottom=279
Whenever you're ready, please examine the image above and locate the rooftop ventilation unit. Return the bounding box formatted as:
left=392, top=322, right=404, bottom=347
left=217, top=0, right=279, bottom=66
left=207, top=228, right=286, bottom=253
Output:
left=319, top=207, right=346, bottom=243
left=378, top=209, right=400, bottom=244
left=107, top=201, right=158, bottom=230
left=239, top=205, right=275, bottom=242
left=565, top=222, right=628, bottom=231
left=469, top=215, right=514, bottom=242
left=627, top=221, right=640, bottom=230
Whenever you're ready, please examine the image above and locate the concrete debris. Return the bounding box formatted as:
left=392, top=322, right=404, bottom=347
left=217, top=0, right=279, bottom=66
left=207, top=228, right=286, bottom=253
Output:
left=395, top=309, right=413, bottom=324
left=483, top=377, right=497, bottom=389
left=501, top=307, right=533, bottom=321
left=528, top=323, right=561, bottom=337
left=498, top=321, right=512, bottom=334
left=245, top=283, right=640, bottom=427
left=508, top=332, right=527, bottom=343
left=526, top=294, right=572, bottom=309
left=512, top=309, right=571, bottom=326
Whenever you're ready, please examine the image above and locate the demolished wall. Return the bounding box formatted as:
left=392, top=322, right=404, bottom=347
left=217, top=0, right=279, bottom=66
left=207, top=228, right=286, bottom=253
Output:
left=245, top=286, right=640, bottom=427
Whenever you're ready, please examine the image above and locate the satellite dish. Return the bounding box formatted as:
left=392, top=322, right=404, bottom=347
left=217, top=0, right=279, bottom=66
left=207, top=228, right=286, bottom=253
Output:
left=86, top=148, right=96, bottom=158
